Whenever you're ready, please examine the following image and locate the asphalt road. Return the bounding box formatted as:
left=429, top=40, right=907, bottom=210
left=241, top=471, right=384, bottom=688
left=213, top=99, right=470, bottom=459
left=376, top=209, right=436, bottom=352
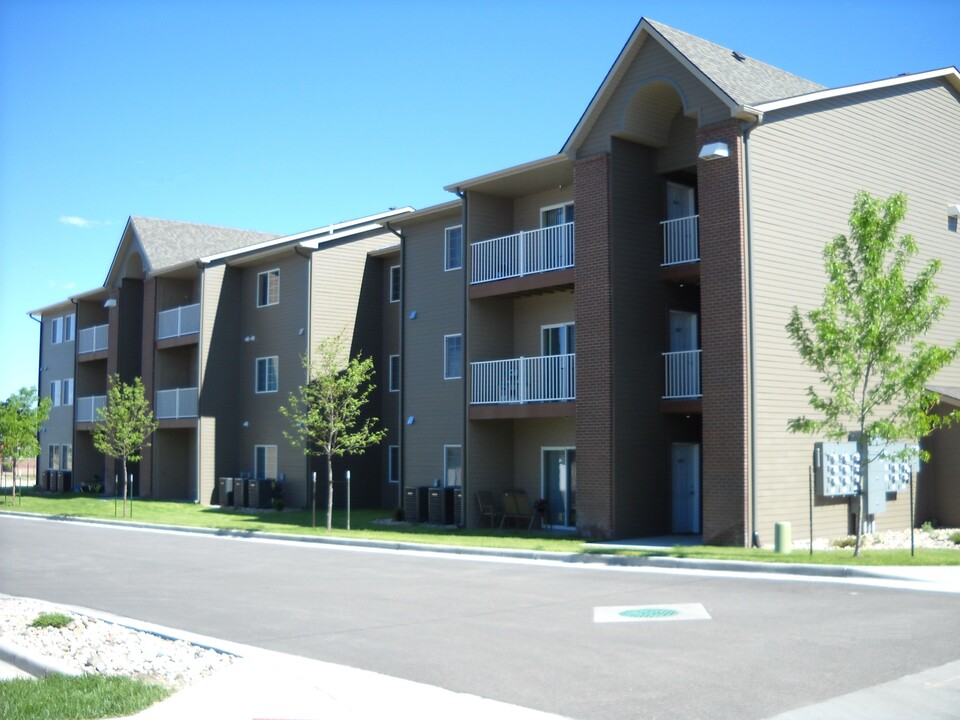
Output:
left=2, top=514, right=959, bottom=720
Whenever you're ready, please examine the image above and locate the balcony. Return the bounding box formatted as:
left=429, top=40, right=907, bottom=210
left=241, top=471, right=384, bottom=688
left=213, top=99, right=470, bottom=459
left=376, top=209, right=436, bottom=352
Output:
left=471, top=222, right=574, bottom=285
left=663, top=349, right=701, bottom=399
left=472, top=354, right=575, bottom=405
left=76, top=395, right=106, bottom=423
left=156, top=387, right=198, bottom=419
left=661, top=215, right=699, bottom=266
left=78, top=324, right=108, bottom=354
left=157, top=303, right=200, bottom=340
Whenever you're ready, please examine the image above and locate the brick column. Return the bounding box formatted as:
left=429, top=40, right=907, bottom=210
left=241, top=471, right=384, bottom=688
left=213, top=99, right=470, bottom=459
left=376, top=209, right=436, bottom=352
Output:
left=574, top=153, right=615, bottom=539
left=697, top=120, right=750, bottom=546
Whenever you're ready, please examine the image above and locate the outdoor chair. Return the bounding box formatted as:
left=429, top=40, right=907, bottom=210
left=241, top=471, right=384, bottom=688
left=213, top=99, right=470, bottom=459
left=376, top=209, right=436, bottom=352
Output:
left=476, top=490, right=499, bottom=528
left=500, top=490, right=535, bottom=530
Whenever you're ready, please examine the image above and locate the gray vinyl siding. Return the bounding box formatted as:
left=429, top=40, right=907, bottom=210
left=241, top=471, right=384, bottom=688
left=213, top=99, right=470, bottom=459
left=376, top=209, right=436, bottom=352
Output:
left=513, top=418, right=576, bottom=496
left=379, top=249, right=402, bottom=506
left=402, top=210, right=465, bottom=489
left=513, top=292, right=574, bottom=357
left=514, top=189, right=574, bottom=230
left=38, top=305, right=77, bottom=477
left=236, top=251, right=310, bottom=506
left=747, top=79, right=960, bottom=540
left=579, top=37, right=730, bottom=158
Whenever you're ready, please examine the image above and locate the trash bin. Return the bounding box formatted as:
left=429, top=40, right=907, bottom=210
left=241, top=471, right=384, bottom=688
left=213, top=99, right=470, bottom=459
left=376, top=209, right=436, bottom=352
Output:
left=218, top=477, right=234, bottom=507
left=403, top=486, right=428, bottom=523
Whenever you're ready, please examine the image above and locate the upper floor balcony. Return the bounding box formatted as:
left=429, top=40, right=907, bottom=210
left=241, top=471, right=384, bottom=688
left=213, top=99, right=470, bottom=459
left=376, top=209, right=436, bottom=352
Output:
left=471, top=222, right=574, bottom=286
left=156, top=387, right=198, bottom=419
left=158, top=303, right=200, bottom=340
left=471, top=354, right=575, bottom=405
left=76, top=395, right=106, bottom=423
left=78, top=324, right=108, bottom=355
left=663, top=349, right=701, bottom=400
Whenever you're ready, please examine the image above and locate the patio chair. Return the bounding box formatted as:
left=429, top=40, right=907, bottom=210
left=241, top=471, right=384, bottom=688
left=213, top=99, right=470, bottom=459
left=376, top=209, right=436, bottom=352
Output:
left=476, top=490, right=499, bottom=528
left=500, top=490, right=535, bottom=530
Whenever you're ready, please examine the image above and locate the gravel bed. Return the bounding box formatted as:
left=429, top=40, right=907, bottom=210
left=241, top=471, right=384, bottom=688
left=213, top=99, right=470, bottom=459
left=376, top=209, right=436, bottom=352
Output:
left=792, top=527, right=960, bottom=551
left=0, top=597, right=235, bottom=689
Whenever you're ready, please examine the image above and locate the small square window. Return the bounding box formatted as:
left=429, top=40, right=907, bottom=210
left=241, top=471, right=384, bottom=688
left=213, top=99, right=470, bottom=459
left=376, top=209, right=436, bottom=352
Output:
left=444, top=334, right=462, bottom=380
left=444, top=225, right=463, bottom=271
left=390, top=265, right=401, bottom=303
left=256, top=356, right=278, bottom=393
left=257, top=269, right=280, bottom=307
left=389, top=354, right=400, bottom=392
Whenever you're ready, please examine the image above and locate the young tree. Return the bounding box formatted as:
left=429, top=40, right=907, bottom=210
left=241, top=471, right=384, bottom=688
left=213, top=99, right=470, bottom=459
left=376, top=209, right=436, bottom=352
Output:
left=280, top=334, right=386, bottom=530
left=93, top=375, right=158, bottom=518
left=0, top=387, right=51, bottom=502
left=787, top=191, right=960, bottom=555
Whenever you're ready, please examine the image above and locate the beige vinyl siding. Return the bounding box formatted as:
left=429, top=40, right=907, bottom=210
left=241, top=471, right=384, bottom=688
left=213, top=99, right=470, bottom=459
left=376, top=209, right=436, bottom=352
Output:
left=379, top=249, right=402, bottom=505
left=38, top=305, right=77, bottom=476
left=747, top=79, right=960, bottom=540
left=657, top=113, right=698, bottom=172
left=513, top=292, right=575, bottom=357
left=514, top=189, right=574, bottom=230
left=513, top=418, right=576, bottom=496
left=197, top=264, right=242, bottom=504
left=402, top=210, right=465, bottom=489
left=579, top=37, right=729, bottom=158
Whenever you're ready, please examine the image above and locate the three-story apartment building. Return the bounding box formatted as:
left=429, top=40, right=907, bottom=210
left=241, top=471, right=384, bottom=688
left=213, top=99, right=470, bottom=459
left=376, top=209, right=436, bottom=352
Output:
left=31, top=17, right=960, bottom=543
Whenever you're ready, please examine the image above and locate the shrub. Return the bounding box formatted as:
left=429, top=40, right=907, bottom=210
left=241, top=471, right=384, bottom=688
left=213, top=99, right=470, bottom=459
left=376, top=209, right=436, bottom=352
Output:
left=29, top=612, right=73, bottom=629
left=949, top=532, right=960, bottom=545
left=831, top=536, right=857, bottom=548
left=921, top=521, right=935, bottom=533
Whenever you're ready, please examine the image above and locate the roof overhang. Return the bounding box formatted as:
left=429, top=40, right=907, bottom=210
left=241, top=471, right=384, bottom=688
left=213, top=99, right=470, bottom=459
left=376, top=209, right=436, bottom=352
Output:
left=444, top=154, right=573, bottom=199
left=385, top=200, right=461, bottom=228
left=752, top=67, right=960, bottom=114
left=927, top=385, right=960, bottom=409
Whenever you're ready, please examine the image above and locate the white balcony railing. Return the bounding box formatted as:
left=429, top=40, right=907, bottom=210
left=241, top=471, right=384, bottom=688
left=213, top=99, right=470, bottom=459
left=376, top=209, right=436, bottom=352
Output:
left=78, top=324, right=109, bottom=354
left=471, top=222, right=574, bottom=284
left=663, top=349, right=701, bottom=399
left=471, top=354, right=575, bottom=405
left=76, top=395, right=106, bottom=422
left=157, top=303, right=200, bottom=340
left=156, top=387, right=199, bottom=419
left=661, top=215, right=699, bottom=266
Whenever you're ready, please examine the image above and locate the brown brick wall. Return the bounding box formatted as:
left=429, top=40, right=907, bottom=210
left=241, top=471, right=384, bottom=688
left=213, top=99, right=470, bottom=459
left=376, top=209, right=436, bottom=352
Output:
left=697, top=120, right=750, bottom=545
left=574, top=153, right=615, bottom=538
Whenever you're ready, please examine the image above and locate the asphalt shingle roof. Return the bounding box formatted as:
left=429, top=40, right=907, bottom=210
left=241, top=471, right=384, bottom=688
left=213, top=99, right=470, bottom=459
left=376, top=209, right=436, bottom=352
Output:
left=129, top=216, right=281, bottom=273
left=646, top=19, right=826, bottom=106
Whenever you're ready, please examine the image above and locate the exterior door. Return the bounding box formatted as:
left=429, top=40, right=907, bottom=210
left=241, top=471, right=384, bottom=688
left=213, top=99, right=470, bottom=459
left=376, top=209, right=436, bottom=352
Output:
left=542, top=448, right=576, bottom=528
left=668, top=310, right=698, bottom=351
left=666, top=182, right=695, bottom=220
left=671, top=442, right=701, bottom=534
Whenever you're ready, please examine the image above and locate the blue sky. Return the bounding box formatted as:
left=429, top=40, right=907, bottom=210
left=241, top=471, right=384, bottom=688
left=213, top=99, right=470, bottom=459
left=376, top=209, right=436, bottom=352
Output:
left=1, top=0, right=958, bottom=400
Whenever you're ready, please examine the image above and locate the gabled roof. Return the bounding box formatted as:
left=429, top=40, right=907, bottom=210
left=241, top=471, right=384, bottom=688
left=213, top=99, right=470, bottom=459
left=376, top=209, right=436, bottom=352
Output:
left=563, top=17, right=825, bottom=154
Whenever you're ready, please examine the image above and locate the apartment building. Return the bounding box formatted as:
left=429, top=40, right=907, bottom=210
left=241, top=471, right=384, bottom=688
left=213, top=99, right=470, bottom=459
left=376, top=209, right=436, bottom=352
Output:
left=31, top=18, right=960, bottom=544
left=32, top=209, right=411, bottom=510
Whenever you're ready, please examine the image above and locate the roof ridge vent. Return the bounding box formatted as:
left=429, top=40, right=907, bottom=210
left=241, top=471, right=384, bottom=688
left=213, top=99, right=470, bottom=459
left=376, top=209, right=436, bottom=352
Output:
left=732, top=50, right=747, bottom=62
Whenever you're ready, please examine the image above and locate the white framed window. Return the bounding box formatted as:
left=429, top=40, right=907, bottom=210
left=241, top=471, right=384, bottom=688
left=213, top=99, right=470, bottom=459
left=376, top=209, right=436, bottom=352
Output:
left=62, top=444, right=73, bottom=471
left=254, top=445, right=278, bottom=479
left=388, top=445, right=400, bottom=484
left=444, top=445, right=462, bottom=487
left=50, top=380, right=62, bottom=407
left=62, top=378, right=74, bottom=406
left=389, top=354, right=400, bottom=392
left=51, top=317, right=63, bottom=344
left=541, top=203, right=574, bottom=227
left=64, top=315, right=76, bottom=342
left=48, top=445, right=61, bottom=470
left=541, top=323, right=575, bottom=355
left=389, top=265, right=401, bottom=303
left=444, top=225, right=463, bottom=271
left=444, top=334, right=462, bottom=380
left=256, top=356, right=278, bottom=393
left=257, top=269, right=280, bottom=307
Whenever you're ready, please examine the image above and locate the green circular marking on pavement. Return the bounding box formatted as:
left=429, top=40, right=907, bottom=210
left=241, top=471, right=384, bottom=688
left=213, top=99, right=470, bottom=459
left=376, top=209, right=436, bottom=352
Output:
left=619, top=608, right=679, bottom=619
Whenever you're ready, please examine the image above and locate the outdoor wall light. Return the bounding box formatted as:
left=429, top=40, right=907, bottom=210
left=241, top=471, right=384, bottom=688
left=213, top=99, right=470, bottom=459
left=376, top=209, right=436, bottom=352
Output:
left=698, top=142, right=729, bottom=161
left=409, top=310, right=417, bottom=320
left=103, top=298, right=117, bottom=308
left=242, top=420, right=250, bottom=428
left=406, top=416, right=415, bottom=425
left=948, top=204, right=960, bottom=218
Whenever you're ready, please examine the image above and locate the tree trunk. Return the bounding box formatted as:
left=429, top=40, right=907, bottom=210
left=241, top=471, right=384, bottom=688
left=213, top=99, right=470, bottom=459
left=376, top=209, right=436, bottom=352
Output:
left=326, top=456, right=334, bottom=531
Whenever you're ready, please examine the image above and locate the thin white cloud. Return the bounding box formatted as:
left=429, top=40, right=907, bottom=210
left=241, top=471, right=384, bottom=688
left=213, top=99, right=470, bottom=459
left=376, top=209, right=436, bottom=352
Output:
left=60, top=216, right=110, bottom=228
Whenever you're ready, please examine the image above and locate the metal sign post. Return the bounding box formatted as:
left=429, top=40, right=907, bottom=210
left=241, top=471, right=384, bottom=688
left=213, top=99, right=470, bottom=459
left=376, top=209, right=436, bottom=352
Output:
left=311, top=471, right=317, bottom=528
left=346, top=470, right=351, bottom=530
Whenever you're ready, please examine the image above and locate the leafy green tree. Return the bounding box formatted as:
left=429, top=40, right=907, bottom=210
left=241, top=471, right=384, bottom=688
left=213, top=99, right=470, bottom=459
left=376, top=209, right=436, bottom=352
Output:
left=787, top=191, right=960, bottom=555
left=280, top=334, right=386, bottom=530
left=93, top=375, right=158, bottom=518
left=0, top=387, right=51, bottom=501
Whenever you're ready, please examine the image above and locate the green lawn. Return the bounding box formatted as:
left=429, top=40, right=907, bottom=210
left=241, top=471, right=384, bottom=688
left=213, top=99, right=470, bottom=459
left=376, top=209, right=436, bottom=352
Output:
left=0, top=675, right=171, bottom=720
left=2, top=490, right=957, bottom=566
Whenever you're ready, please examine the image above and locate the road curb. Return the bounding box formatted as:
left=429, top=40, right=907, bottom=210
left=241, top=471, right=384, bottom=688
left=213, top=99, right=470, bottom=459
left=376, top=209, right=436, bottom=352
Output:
left=0, top=638, right=82, bottom=678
